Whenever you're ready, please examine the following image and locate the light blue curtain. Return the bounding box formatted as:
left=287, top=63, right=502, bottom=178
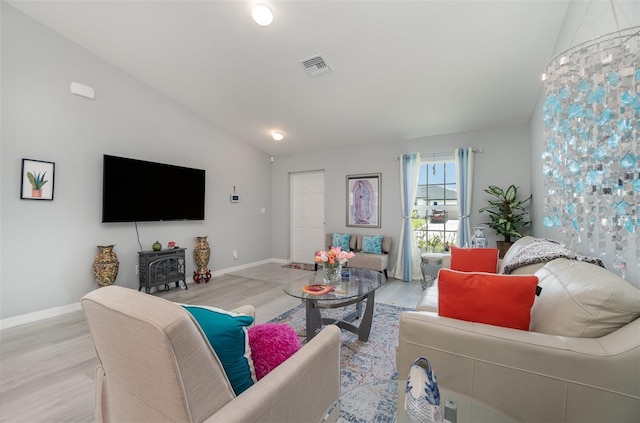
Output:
left=392, top=153, right=422, bottom=281
left=455, top=147, right=474, bottom=247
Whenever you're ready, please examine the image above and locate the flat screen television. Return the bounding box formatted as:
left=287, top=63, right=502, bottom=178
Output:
left=102, top=155, right=205, bottom=222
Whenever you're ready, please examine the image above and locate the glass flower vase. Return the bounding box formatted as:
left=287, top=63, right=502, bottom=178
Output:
left=322, top=263, right=342, bottom=284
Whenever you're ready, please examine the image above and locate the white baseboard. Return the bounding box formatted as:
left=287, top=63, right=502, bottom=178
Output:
left=0, top=302, right=84, bottom=330
left=0, top=258, right=285, bottom=330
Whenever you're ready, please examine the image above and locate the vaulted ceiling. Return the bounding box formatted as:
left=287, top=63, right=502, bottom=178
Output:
left=8, top=1, right=570, bottom=156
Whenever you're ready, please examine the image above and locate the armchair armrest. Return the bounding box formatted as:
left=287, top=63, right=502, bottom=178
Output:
left=208, top=325, right=341, bottom=423
left=397, top=311, right=640, bottom=422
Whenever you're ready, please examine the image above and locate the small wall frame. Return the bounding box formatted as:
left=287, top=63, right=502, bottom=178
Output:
left=21, top=158, right=55, bottom=201
left=346, top=173, right=381, bottom=228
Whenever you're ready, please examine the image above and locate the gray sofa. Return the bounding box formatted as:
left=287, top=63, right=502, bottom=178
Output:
left=319, top=233, right=391, bottom=277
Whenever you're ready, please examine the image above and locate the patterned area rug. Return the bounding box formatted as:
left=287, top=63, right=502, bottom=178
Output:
left=268, top=301, right=411, bottom=394
left=282, top=262, right=316, bottom=271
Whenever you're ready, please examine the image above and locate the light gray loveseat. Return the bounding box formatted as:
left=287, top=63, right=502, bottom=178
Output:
left=397, top=237, right=640, bottom=423
left=319, top=233, right=391, bottom=277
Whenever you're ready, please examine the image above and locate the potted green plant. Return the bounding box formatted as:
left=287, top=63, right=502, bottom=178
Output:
left=479, top=185, right=532, bottom=257
left=27, top=171, right=48, bottom=197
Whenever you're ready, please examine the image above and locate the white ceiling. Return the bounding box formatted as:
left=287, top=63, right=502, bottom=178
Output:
left=8, top=1, right=570, bottom=156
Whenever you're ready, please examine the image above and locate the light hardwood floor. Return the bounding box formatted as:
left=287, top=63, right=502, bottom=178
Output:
left=0, top=265, right=423, bottom=423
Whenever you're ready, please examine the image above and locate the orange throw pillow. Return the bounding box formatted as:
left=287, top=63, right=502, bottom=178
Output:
left=438, top=268, right=538, bottom=331
left=450, top=246, right=499, bottom=273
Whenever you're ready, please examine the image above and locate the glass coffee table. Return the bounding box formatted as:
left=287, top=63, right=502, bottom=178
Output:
left=283, top=268, right=386, bottom=342
left=322, top=380, right=520, bottom=423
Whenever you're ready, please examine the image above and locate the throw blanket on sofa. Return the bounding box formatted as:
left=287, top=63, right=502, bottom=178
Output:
left=501, top=238, right=605, bottom=275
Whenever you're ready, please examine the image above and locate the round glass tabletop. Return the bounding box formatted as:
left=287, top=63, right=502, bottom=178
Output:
left=283, top=267, right=386, bottom=301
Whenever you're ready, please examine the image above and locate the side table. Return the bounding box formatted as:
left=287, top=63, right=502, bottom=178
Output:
left=322, top=380, right=520, bottom=423
left=420, top=252, right=449, bottom=289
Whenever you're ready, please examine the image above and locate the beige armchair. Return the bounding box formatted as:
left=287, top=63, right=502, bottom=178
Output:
left=82, top=285, right=341, bottom=423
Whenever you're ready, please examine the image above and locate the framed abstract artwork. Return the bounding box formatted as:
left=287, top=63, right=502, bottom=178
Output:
left=346, top=173, right=381, bottom=228
left=20, top=158, right=55, bottom=201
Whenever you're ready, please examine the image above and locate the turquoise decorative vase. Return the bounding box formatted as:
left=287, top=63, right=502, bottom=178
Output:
left=405, top=357, right=443, bottom=423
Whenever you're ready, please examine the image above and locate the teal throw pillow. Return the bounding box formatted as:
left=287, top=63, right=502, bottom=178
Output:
left=182, top=304, right=256, bottom=395
left=332, top=233, right=351, bottom=252
left=362, top=235, right=384, bottom=254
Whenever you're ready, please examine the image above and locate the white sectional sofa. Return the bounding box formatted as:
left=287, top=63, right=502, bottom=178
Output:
left=397, top=237, right=640, bottom=423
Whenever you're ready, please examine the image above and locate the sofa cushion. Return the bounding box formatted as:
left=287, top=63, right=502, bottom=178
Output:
left=331, top=233, right=351, bottom=252
left=361, top=235, right=383, bottom=254
left=182, top=304, right=256, bottom=395
left=415, top=281, right=439, bottom=312
left=530, top=258, right=640, bottom=338
left=248, top=323, right=301, bottom=380
left=450, top=246, right=499, bottom=273
left=349, top=251, right=389, bottom=272
left=438, top=268, right=539, bottom=330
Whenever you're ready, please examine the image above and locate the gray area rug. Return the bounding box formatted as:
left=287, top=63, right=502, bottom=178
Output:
left=226, top=262, right=310, bottom=284
left=268, top=301, right=411, bottom=394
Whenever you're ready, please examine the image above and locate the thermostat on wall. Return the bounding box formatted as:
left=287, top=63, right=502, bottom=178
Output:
left=230, top=186, right=240, bottom=203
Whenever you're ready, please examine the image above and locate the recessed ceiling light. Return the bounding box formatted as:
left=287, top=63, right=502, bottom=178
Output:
left=272, top=131, right=284, bottom=141
left=252, top=4, right=273, bottom=26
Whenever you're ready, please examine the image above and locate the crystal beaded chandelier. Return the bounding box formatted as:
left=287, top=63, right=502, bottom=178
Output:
left=541, top=25, right=639, bottom=279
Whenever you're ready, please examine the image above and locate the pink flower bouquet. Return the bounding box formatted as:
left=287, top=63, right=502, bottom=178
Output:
left=314, top=246, right=354, bottom=267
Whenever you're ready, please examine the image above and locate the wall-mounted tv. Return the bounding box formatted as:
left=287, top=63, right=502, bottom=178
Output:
left=102, top=155, right=205, bottom=223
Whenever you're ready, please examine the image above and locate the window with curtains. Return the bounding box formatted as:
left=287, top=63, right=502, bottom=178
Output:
left=412, top=160, right=458, bottom=252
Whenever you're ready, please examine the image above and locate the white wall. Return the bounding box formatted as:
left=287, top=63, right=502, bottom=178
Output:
left=530, top=0, right=640, bottom=286
left=5, top=0, right=638, bottom=321
left=271, top=124, right=532, bottom=271
left=1, top=4, right=273, bottom=320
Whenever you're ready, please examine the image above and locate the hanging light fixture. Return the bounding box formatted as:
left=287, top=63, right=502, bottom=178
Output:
left=541, top=20, right=640, bottom=279
left=271, top=131, right=284, bottom=141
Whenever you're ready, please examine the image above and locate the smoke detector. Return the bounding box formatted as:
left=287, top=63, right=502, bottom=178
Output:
left=300, top=54, right=332, bottom=77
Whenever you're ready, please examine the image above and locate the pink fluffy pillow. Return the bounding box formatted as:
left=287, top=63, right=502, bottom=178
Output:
left=248, top=323, right=301, bottom=380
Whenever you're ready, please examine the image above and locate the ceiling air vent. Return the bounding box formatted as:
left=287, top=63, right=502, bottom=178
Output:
left=300, top=54, right=332, bottom=77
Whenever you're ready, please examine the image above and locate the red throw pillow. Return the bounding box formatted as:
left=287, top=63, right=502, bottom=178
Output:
left=437, top=268, right=538, bottom=330
left=450, top=246, right=499, bottom=273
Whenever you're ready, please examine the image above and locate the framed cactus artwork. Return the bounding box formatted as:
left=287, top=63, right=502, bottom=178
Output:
left=20, top=158, right=55, bottom=200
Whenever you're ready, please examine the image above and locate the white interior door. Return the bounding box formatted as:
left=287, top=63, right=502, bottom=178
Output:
left=291, top=171, right=325, bottom=263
